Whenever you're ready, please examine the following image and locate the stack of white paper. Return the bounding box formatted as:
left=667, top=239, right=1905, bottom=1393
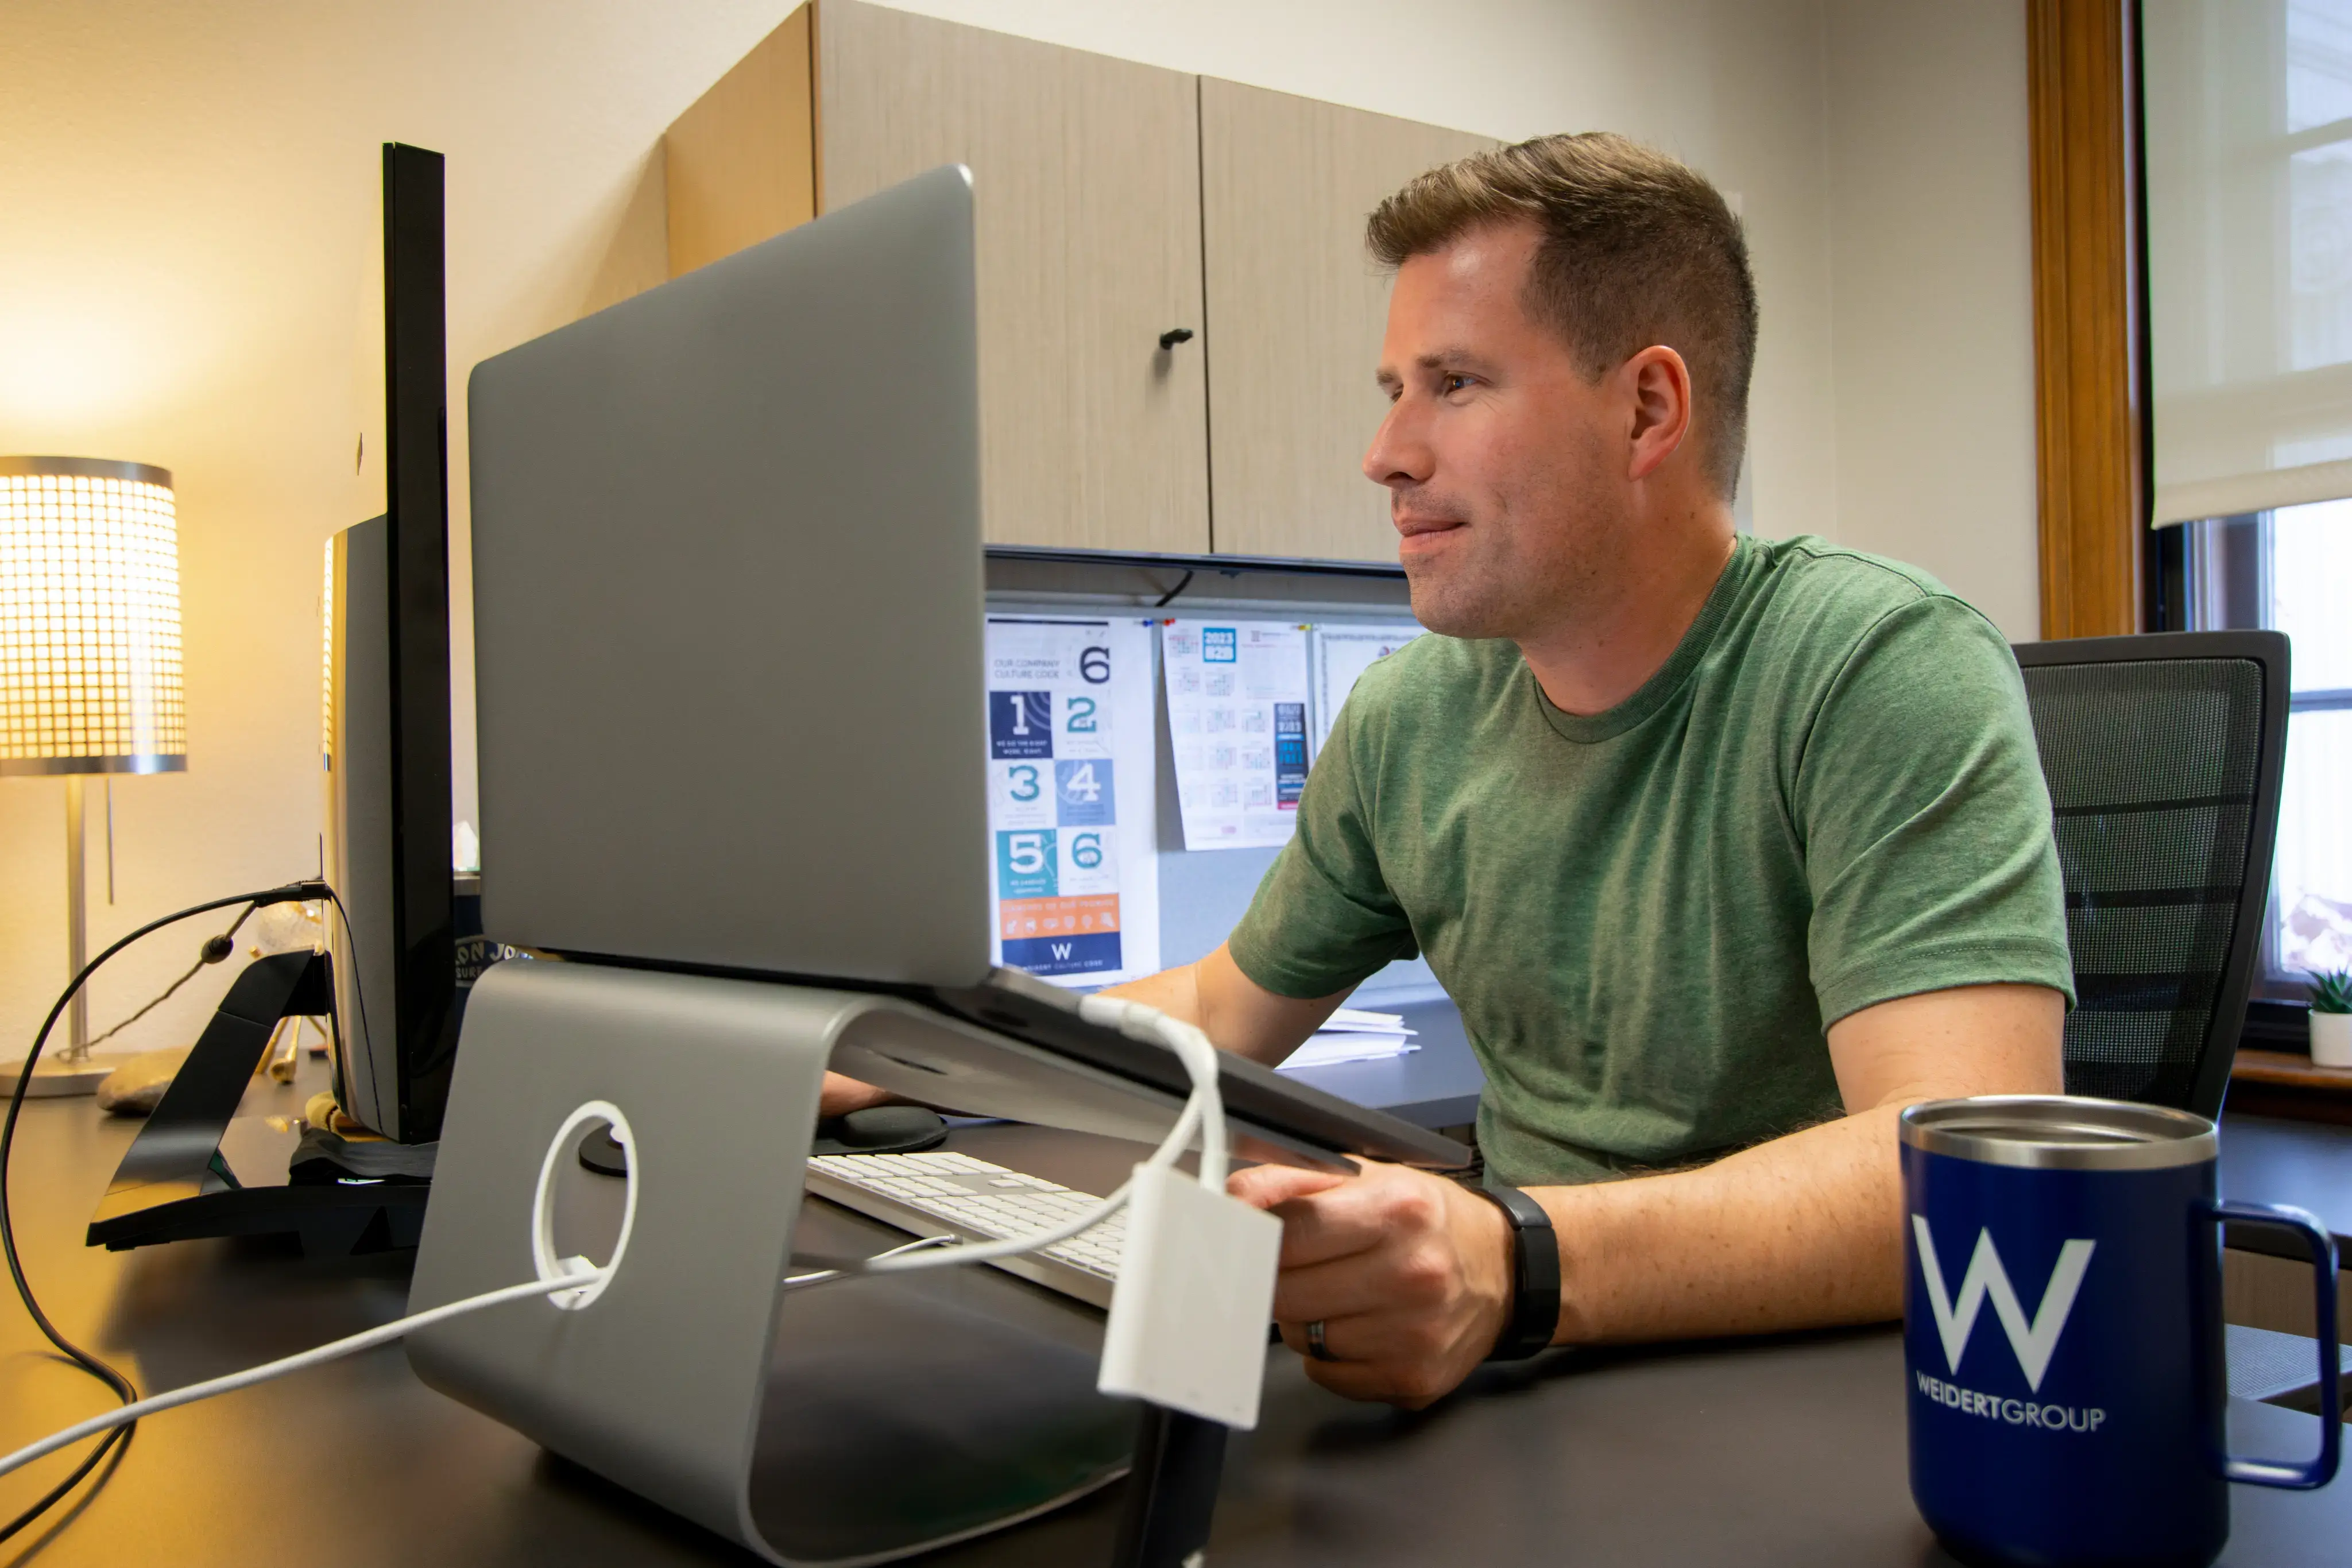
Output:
left=1279, top=1008, right=1420, bottom=1071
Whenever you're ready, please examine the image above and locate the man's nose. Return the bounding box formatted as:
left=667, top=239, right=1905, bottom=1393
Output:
left=1363, top=398, right=1434, bottom=494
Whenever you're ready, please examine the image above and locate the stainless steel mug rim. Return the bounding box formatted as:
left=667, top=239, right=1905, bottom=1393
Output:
left=1899, top=1095, right=2216, bottom=1170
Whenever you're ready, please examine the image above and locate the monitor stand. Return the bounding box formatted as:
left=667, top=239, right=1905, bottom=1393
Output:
left=406, top=957, right=1229, bottom=1568
left=84, top=950, right=429, bottom=1257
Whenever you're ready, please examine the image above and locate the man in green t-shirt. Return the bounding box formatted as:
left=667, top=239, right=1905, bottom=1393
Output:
left=826, top=132, right=2070, bottom=1407
left=1107, top=133, right=2071, bottom=1406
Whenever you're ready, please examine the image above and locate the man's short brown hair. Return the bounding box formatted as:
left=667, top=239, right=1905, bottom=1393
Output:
left=1367, top=133, right=1757, bottom=499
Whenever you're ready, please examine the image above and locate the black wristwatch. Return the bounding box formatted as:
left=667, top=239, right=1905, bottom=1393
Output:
left=1478, top=1182, right=1561, bottom=1361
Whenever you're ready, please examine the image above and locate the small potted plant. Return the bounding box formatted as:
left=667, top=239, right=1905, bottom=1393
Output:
left=2310, top=970, right=2352, bottom=1068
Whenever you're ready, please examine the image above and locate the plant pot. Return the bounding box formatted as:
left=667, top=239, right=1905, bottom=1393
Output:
left=2312, top=1011, right=2352, bottom=1070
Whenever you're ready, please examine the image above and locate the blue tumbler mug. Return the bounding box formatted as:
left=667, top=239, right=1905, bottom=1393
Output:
left=1901, top=1096, right=2340, bottom=1567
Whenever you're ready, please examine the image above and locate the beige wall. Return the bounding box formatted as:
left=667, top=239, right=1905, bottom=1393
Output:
left=0, top=1, right=2034, bottom=1060
left=0, top=0, right=786, bottom=1054
left=1824, top=0, right=2041, bottom=642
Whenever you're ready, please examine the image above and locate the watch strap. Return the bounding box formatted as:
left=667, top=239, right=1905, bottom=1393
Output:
left=1479, top=1182, right=1560, bottom=1361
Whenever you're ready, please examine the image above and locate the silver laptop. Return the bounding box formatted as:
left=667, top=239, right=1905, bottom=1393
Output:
left=467, top=166, right=1462, bottom=1170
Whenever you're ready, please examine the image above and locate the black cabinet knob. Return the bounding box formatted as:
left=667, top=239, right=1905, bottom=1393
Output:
left=1158, top=327, right=1195, bottom=350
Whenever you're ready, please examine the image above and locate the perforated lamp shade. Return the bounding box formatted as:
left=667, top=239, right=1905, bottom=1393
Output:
left=0, top=456, right=186, bottom=777
left=0, top=456, right=186, bottom=1087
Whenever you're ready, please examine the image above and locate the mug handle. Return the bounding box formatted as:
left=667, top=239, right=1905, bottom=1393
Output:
left=2201, top=1199, right=2341, bottom=1489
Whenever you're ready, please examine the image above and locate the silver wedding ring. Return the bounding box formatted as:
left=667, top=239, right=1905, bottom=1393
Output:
left=1305, top=1319, right=1337, bottom=1361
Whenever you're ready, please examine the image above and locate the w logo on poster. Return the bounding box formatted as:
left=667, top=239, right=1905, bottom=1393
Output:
left=1911, top=1215, right=2096, bottom=1392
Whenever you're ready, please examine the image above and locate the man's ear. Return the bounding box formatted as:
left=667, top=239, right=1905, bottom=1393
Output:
left=1622, top=346, right=1693, bottom=482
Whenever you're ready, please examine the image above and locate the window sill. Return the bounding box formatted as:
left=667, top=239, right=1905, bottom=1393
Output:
left=2230, top=1048, right=2352, bottom=1127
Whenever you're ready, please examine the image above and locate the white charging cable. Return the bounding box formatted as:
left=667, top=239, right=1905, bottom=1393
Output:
left=817, top=995, right=1227, bottom=1281
left=0, top=1107, right=630, bottom=1485
left=0, top=1259, right=607, bottom=1483
left=1077, top=994, right=1227, bottom=1189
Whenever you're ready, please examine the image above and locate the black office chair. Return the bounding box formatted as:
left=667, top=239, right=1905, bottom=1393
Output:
left=2012, top=631, right=2291, bottom=1119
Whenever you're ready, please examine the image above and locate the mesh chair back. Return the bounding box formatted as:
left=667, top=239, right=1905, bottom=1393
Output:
left=2013, top=632, right=2288, bottom=1118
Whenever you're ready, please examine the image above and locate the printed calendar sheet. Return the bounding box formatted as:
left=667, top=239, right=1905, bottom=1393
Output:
left=1160, top=618, right=1312, bottom=851
left=985, top=617, right=1160, bottom=985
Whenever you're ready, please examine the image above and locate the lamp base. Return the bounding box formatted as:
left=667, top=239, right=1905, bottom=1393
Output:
left=0, top=1055, right=114, bottom=1099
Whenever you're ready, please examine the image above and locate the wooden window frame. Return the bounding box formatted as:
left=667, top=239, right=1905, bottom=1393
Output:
left=2029, top=0, right=2163, bottom=638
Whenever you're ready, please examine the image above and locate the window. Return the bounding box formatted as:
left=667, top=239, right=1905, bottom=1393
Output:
left=2146, top=1, right=2352, bottom=522
left=2184, top=501, right=2352, bottom=990
left=2154, top=1, right=2352, bottom=996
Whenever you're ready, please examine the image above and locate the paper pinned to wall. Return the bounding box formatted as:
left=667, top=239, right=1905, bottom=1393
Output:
left=985, top=616, right=1160, bottom=986
left=1161, top=618, right=1312, bottom=851
left=1309, top=623, right=1425, bottom=757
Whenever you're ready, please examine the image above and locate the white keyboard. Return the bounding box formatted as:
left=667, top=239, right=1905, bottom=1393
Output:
left=802, top=1150, right=1125, bottom=1309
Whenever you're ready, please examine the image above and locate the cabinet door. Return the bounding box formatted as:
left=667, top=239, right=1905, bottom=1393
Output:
left=1201, top=80, right=1493, bottom=562
left=819, top=0, right=1209, bottom=553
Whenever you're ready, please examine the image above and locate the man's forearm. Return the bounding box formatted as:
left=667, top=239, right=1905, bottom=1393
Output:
left=1103, top=944, right=1347, bottom=1065
left=1100, top=963, right=1203, bottom=1025
left=1531, top=1103, right=1908, bottom=1345
left=1530, top=983, right=2064, bottom=1346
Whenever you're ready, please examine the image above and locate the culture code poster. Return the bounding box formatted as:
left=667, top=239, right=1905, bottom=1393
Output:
left=1309, top=623, right=1425, bottom=757
left=1160, top=618, right=1313, bottom=850
left=985, top=617, right=1160, bottom=985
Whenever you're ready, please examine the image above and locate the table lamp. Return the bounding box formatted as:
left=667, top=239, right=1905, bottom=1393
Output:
left=0, top=456, right=186, bottom=1097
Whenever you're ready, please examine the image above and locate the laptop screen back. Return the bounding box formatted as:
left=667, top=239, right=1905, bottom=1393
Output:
left=469, top=167, right=992, bottom=988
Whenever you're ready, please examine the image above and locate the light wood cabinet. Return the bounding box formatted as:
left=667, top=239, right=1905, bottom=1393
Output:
left=657, top=4, right=1493, bottom=563
left=1200, top=80, right=1494, bottom=563
left=664, top=1, right=1208, bottom=553
left=818, top=1, right=1209, bottom=553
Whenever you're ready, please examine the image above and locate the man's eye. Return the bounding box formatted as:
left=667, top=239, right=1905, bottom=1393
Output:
left=1441, top=374, right=1473, bottom=394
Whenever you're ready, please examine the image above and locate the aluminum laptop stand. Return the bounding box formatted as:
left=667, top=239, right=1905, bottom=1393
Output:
left=407, top=958, right=1235, bottom=1567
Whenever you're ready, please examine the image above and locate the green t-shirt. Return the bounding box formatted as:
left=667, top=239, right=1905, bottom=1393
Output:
left=1226, top=534, right=2074, bottom=1186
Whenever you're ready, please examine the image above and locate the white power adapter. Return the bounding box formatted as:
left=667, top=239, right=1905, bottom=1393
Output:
left=1097, top=1160, right=1283, bottom=1429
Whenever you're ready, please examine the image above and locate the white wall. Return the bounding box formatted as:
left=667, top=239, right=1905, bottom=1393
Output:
left=0, top=0, right=2035, bottom=1062
left=1824, top=0, right=2041, bottom=641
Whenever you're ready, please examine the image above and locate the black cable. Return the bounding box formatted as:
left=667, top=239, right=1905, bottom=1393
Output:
left=80, top=910, right=252, bottom=1054
left=0, top=880, right=327, bottom=1544
left=0, top=1428, right=129, bottom=1550
left=0, top=1403, right=131, bottom=1556
left=315, top=888, right=377, bottom=1133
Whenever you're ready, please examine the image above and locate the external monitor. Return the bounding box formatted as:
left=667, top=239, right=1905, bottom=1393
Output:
left=323, top=142, right=466, bottom=1143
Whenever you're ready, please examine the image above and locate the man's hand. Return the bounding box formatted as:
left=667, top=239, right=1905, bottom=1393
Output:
left=819, top=1071, right=901, bottom=1117
left=1230, top=1160, right=1516, bottom=1408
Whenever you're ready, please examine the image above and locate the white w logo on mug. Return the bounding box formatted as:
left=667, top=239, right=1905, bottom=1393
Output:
left=1911, top=1215, right=2096, bottom=1393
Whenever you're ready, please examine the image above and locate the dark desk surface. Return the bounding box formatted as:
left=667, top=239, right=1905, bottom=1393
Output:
left=2221, top=1112, right=2352, bottom=1259
left=4, top=1074, right=2350, bottom=1566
